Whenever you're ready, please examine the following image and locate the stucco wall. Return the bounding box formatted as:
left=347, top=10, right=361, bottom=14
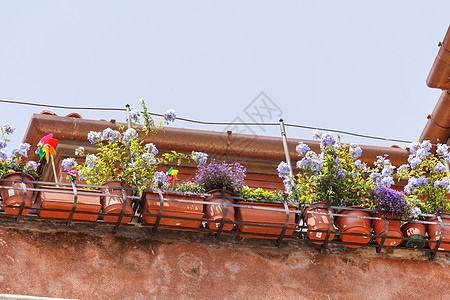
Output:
left=0, top=219, right=449, bottom=300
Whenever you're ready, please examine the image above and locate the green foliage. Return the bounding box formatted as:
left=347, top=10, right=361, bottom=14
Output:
left=238, top=186, right=285, bottom=202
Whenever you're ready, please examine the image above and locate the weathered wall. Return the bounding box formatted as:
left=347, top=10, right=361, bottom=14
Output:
left=0, top=219, right=449, bottom=300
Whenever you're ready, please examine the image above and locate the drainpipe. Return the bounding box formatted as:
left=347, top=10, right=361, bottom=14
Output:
left=420, top=26, right=450, bottom=144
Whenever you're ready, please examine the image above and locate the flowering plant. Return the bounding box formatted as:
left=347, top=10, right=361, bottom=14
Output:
left=238, top=186, right=284, bottom=202
left=61, top=100, right=197, bottom=195
left=397, top=141, right=450, bottom=214
left=279, top=132, right=371, bottom=207
left=194, top=159, right=246, bottom=194
left=0, top=123, right=38, bottom=178
left=368, top=185, right=421, bottom=220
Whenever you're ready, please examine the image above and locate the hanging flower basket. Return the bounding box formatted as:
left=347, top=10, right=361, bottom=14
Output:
left=235, top=201, right=297, bottom=239
left=141, top=190, right=204, bottom=230
left=302, top=202, right=335, bottom=245
left=372, top=213, right=403, bottom=247
left=334, top=206, right=371, bottom=248
left=1, top=172, right=35, bottom=216
left=427, top=212, right=450, bottom=252
left=401, top=222, right=426, bottom=249
left=100, top=181, right=134, bottom=224
left=204, top=189, right=235, bottom=231
left=36, top=186, right=101, bottom=221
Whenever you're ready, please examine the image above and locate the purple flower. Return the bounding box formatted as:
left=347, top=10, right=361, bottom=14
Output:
left=153, top=171, right=167, bottom=185
left=354, top=160, right=363, bottom=169
left=102, top=128, right=121, bottom=142
left=335, top=168, right=346, bottom=179
left=61, top=158, right=77, bottom=171
left=277, top=161, right=291, bottom=177
left=408, top=155, right=422, bottom=169
left=193, top=152, right=208, bottom=167
left=12, top=143, right=30, bottom=157
left=145, top=143, right=159, bottom=155
left=350, top=144, right=362, bottom=159
left=312, top=130, right=321, bottom=140
left=434, top=180, right=448, bottom=189
left=372, top=186, right=413, bottom=219
left=296, top=142, right=310, bottom=156
left=409, top=142, right=419, bottom=154
left=0, top=149, right=7, bottom=160
left=85, top=154, right=98, bottom=169
left=164, top=109, right=176, bottom=122
left=2, top=123, right=15, bottom=134
left=129, top=109, right=140, bottom=119
left=26, top=161, right=38, bottom=171
left=321, top=134, right=335, bottom=147
left=75, top=146, right=84, bottom=155
left=88, top=131, right=101, bottom=144
left=195, top=160, right=246, bottom=193
left=0, top=140, right=6, bottom=149
left=435, top=162, right=447, bottom=172
left=381, top=176, right=394, bottom=187
left=122, top=128, right=137, bottom=145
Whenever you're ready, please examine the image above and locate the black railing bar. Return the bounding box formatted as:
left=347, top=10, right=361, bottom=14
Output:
left=231, top=220, right=297, bottom=231
left=320, top=196, right=334, bottom=250
left=144, top=196, right=206, bottom=205
left=276, top=201, right=290, bottom=246
left=215, top=187, right=228, bottom=238
left=235, top=230, right=296, bottom=240
left=430, top=213, right=445, bottom=261
left=112, top=180, right=127, bottom=232
left=15, top=172, right=28, bottom=219
left=33, top=206, right=104, bottom=216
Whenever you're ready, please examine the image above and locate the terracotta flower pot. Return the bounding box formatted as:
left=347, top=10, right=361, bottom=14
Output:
left=142, top=190, right=204, bottom=230
left=235, top=201, right=298, bottom=239
left=401, top=222, right=426, bottom=249
left=303, top=202, right=335, bottom=245
left=0, top=172, right=35, bottom=216
left=36, top=186, right=101, bottom=221
left=372, top=213, right=403, bottom=247
left=334, top=206, right=371, bottom=248
left=204, top=189, right=235, bottom=231
left=427, top=212, right=450, bottom=252
left=100, top=181, right=134, bottom=224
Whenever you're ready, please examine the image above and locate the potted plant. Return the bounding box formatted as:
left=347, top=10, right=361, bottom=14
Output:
left=368, top=185, right=420, bottom=247
left=65, top=99, right=184, bottom=224
left=141, top=157, right=207, bottom=230
left=282, top=132, right=372, bottom=247
left=0, top=123, right=39, bottom=216
left=397, top=141, right=450, bottom=252
left=194, top=159, right=246, bottom=231
left=35, top=158, right=102, bottom=222
left=235, top=186, right=297, bottom=239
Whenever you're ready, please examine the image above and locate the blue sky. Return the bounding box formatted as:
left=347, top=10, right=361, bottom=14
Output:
left=0, top=1, right=449, bottom=156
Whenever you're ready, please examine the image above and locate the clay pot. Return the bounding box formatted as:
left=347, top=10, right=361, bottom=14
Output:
left=303, top=202, right=335, bottom=245
left=204, top=189, right=235, bottom=231
left=235, top=201, right=298, bottom=239
left=372, top=213, right=403, bottom=247
left=401, top=222, right=426, bottom=249
left=36, top=186, right=101, bottom=221
left=142, top=190, right=204, bottom=230
left=427, top=212, right=450, bottom=252
left=0, top=172, right=35, bottom=215
left=334, top=206, right=371, bottom=248
left=100, top=181, right=134, bottom=224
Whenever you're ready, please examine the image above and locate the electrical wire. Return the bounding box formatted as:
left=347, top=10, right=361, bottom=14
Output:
left=1, top=98, right=416, bottom=144
left=0, top=98, right=125, bottom=111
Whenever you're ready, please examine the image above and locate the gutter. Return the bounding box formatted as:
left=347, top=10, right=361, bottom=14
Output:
left=23, top=113, right=409, bottom=167
left=421, top=26, right=450, bottom=144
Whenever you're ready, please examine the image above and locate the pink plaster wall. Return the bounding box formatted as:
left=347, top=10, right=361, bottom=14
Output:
left=0, top=226, right=449, bottom=300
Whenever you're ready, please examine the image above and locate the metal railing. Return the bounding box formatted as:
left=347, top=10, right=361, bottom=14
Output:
left=0, top=177, right=448, bottom=261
